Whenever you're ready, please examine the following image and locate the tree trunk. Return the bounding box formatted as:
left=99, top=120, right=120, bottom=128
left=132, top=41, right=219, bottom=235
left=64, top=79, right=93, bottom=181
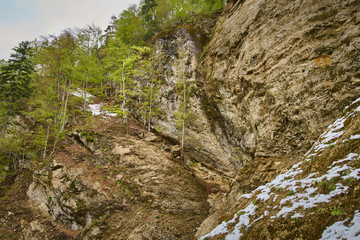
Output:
left=181, top=71, right=186, bottom=159
left=59, top=75, right=68, bottom=120
left=43, top=122, right=50, bottom=159
left=148, top=80, right=153, bottom=131
left=101, top=78, right=104, bottom=112
left=1, top=114, right=10, bottom=139
left=1, top=102, right=12, bottom=139
left=50, top=75, right=71, bottom=157
left=60, top=78, right=71, bottom=133
left=122, top=60, right=126, bottom=115
left=83, top=70, right=88, bottom=112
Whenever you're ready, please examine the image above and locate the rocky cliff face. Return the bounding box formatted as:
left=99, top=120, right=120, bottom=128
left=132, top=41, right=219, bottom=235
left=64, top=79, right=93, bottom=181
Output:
left=193, top=0, right=360, bottom=238
left=149, top=0, right=360, bottom=238
left=200, top=0, right=360, bottom=162
left=151, top=0, right=360, bottom=196
left=152, top=21, right=236, bottom=199
left=196, top=96, right=360, bottom=239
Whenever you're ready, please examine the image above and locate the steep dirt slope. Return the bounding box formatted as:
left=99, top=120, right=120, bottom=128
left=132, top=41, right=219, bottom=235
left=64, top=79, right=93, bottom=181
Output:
left=1, top=114, right=209, bottom=239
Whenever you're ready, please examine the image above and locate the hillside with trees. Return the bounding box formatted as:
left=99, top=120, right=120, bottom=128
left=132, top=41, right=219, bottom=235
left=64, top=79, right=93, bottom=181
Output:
left=0, top=0, right=225, bottom=164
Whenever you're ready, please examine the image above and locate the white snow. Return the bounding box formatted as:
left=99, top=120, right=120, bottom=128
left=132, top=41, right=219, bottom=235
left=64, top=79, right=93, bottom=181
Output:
left=199, top=203, right=257, bottom=240
left=88, top=104, right=117, bottom=117
left=304, top=97, right=360, bottom=158
left=331, top=153, right=359, bottom=167
left=198, top=221, right=229, bottom=240
left=344, top=96, right=360, bottom=110
left=71, top=89, right=117, bottom=117
left=319, top=210, right=360, bottom=240
left=350, top=135, right=360, bottom=140
left=241, top=194, right=252, bottom=199
left=71, top=89, right=94, bottom=102
left=88, top=104, right=102, bottom=116
left=291, top=212, right=304, bottom=218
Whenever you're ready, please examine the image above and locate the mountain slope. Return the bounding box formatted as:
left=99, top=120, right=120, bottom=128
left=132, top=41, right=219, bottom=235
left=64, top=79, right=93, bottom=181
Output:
left=196, top=98, right=360, bottom=239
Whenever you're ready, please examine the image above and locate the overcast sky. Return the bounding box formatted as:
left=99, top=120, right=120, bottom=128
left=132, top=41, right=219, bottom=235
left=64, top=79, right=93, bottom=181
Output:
left=0, top=0, right=140, bottom=60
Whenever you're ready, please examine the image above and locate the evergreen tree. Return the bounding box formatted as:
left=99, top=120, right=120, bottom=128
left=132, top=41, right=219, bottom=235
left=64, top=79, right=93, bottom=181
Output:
left=0, top=41, right=34, bottom=138
left=140, top=0, right=158, bottom=39
left=113, top=4, right=145, bottom=45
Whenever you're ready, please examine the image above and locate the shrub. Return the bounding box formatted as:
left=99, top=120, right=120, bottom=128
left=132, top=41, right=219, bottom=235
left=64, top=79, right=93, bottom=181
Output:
left=86, top=135, right=94, bottom=142
left=331, top=207, right=345, bottom=217
left=287, top=190, right=295, bottom=196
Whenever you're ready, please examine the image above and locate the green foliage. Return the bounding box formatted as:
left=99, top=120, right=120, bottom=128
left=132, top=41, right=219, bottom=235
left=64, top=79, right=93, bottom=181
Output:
left=0, top=41, right=34, bottom=138
left=331, top=207, right=345, bottom=217
left=0, top=0, right=224, bottom=168
left=318, top=207, right=328, bottom=213
left=105, top=0, right=225, bottom=43
left=113, top=5, right=145, bottom=45
left=80, top=131, right=88, bottom=137
left=327, top=182, right=337, bottom=191
left=86, top=135, right=94, bottom=142
left=287, top=190, right=295, bottom=196
left=344, top=177, right=356, bottom=184
left=0, top=155, right=9, bottom=183
left=316, top=179, right=337, bottom=192
left=1, top=41, right=34, bottom=93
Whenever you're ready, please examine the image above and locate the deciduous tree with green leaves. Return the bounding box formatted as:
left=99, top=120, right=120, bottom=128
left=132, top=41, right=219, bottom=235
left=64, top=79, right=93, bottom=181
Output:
left=174, top=48, right=195, bottom=159
left=74, top=24, right=103, bottom=112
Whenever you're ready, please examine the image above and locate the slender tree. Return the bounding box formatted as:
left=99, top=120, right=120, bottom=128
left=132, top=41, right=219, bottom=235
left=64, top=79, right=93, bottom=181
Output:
left=75, top=24, right=102, bottom=112
left=174, top=48, right=188, bottom=159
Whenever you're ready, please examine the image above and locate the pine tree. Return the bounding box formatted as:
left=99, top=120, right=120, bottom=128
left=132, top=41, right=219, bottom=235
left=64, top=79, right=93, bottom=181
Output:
left=0, top=41, right=34, bottom=138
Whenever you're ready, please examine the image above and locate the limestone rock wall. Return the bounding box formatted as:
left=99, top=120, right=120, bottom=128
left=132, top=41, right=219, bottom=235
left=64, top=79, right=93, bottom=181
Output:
left=150, top=0, right=360, bottom=195
left=201, top=0, right=360, bottom=162
left=152, top=23, right=238, bottom=187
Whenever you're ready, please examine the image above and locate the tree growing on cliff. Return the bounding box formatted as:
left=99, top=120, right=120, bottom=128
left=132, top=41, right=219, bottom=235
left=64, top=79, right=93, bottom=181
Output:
left=174, top=48, right=195, bottom=159
left=131, top=46, right=159, bottom=131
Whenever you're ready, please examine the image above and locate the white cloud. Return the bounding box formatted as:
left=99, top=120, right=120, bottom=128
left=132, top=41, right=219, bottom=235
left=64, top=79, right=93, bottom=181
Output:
left=0, top=21, right=38, bottom=59
left=0, top=0, right=140, bottom=60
